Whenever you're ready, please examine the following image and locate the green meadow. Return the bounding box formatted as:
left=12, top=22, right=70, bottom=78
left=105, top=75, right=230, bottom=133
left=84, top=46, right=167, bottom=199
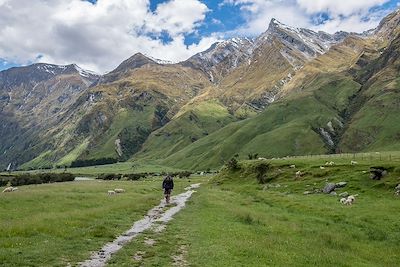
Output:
left=1, top=154, right=400, bottom=266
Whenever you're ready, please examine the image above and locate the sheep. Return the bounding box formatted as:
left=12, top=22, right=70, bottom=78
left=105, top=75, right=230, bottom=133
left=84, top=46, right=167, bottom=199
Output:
left=258, top=157, right=267, bottom=160
left=295, top=170, right=302, bottom=178
left=344, top=195, right=357, bottom=205
left=329, top=161, right=335, bottom=166
left=340, top=195, right=358, bottom=205
left=351, top=160, right=358, bottom=165
left=395, top=190, right=400, bottom=196
left=107, top=190, right=116, bottom=195
left=2, top=187, right=16, bottom=193
left=320, top=166, right=325, bottom=170
left=290, top=164, right=296, bottom=168
left=114, top=188, right=125, bottom=193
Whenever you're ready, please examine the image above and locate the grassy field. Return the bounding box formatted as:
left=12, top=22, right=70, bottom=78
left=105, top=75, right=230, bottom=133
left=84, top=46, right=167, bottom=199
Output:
left=1, top=155, right=400, bottom=266
left=0, top=177, right=198, bottom=266
left=108, top=157, right=400, bottom=266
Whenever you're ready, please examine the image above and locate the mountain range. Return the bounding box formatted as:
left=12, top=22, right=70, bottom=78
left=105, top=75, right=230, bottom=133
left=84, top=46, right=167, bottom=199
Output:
left=1, top=9, right=400, bottom=170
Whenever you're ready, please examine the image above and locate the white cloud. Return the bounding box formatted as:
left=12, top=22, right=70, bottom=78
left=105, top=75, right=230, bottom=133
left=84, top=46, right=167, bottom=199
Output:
left=0, top=0, right=217, bottom=73
left=296, top=0, right=388, bottom=16
left=223, top=0, right=393, bottom=36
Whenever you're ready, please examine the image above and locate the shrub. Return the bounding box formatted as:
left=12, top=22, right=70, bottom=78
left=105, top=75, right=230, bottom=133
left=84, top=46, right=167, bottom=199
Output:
left=70, top=158, right=118, bottom=168
left=125, top=173, right=147, bottom=180
left=97, top=173, right=121, bottom=180
left=247, top=153, right=259, bottom=160
left=9, top=173, right=74, bottom=186
left=227, top=156, right=240, bottom=171
left=254, top=162, right=270, bottom=184
left=178, top=171, right=192, bottom=178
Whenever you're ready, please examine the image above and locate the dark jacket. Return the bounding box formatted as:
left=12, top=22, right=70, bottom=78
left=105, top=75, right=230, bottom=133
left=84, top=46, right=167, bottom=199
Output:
left=162, top=176, right=174, bottom=190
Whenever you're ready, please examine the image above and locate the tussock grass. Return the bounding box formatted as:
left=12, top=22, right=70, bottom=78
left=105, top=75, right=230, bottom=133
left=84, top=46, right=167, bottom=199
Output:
left=110, top=158, right=400, bottom=266
left=0, top=178, right=193, bottom=266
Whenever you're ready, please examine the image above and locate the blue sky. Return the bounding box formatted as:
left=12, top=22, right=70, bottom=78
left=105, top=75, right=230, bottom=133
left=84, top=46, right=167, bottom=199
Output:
left=0, top=0, right=399, bottom=72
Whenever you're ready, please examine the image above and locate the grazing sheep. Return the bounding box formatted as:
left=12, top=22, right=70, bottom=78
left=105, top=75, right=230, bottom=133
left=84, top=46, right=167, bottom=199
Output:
left=340, top=195, right=357, bottom=205
left=11, top=187, right=18, bottom=191
left=114, top=188, right=125, bottom=193
left=351, top=161, right=358, bottom=165
left=290, top=165, right=296, bottom=168
left=329, top=161, right=335, bottom=166
left=344, top=195, right=357, bottom=205
left=295, top=170, right=302, bottom=178
left=258, top=157, right=267, bottom=160
left=2, top=187, right=15, bottom=193
left=320, top=166, right=325, bottom=170
left=107, top=190, right=116, bottom=195
left=395, top=190, right=400, bottom=196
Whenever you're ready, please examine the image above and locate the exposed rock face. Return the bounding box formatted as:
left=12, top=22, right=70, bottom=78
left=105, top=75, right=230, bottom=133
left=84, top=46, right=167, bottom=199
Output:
left=323, top=183, right=336, bottom=194
left=182, top=37, right=254, bottom=83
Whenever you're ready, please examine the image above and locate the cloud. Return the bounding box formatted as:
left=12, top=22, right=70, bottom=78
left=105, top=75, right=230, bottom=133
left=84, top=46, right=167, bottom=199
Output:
left=222, top=0, right=393, bottom=36
left=0, top=0, right=218, bottom=73
left=296, top=0, right=388, bottom=16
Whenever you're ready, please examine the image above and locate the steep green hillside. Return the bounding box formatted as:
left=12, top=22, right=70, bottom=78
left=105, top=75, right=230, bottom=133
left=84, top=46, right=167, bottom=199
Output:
left=135, top=100, right=236, bottom=161
left=339, top=32, right=400, bottom=152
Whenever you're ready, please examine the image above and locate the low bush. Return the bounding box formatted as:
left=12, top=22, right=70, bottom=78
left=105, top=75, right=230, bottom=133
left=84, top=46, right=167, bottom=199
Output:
left=8, top=173, right=75, bottom=186
left=124, top=173, right=147, bottom=180
left=254, top=162, right=270, bottom=184
left=70, top=157, right=118, bottom=168
left=97, top=173, right=121, bottom=180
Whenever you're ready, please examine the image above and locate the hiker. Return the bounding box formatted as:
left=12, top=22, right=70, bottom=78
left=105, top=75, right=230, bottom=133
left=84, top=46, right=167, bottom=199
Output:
left=162, top=175, right=174, bottom=204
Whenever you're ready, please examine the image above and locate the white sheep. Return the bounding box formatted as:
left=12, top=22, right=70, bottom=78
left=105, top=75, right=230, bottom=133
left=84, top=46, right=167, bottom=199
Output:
left=339, top=197, right=347, bottom=204
left=344, top=195, right=356, bottom=205
left=107, top=190, right=116, bottom=195
left=395, top=190, right=400, bottom=196
left=11, top=187, right=18, bottom=191
left=258, top=157, right=267, bottom=160
left=320, top=166, right=325, bottom=170
left=351, top=160, right=358, bottom=165
left=290, top=164, right=296, bottom=168
left=114, top=188, right=125, bottom=193
left=329, top=161, right=335, bottom=166
left=2, top=187, right=15, bottom=193
left=295, top=170, right=302, bottom=178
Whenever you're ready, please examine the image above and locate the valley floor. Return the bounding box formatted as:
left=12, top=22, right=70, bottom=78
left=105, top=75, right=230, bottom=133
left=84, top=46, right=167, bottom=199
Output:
left=1, top=157, right=400, bottom=266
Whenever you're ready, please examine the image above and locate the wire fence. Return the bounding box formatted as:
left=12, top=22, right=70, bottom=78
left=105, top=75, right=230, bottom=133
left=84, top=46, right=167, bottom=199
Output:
left=273, top=151, right=400, bottom=162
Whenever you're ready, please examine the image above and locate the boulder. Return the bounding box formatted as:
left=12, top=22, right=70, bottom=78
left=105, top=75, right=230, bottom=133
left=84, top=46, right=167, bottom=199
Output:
left=330, top=191, right=337, bottom=196
left=336, top=182, right=347, bottom=188
left=339, top=192, right=349, bottom=198
left=323, top=183, right=336, bottom=194
left=370, top=167, right=388, bottom=180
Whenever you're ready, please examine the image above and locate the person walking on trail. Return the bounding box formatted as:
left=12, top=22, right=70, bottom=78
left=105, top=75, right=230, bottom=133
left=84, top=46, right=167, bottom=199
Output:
left=162, top=175, right=174, bottom=204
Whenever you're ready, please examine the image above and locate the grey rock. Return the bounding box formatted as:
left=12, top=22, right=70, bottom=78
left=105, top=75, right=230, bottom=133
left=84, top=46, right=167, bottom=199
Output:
left=330, top=191, right=337, bottom=196
left=339, top=192, right=349, bottom=198
left=336, top=182, right=347, bottom=188
left=323, top=183, right=336, bottom=194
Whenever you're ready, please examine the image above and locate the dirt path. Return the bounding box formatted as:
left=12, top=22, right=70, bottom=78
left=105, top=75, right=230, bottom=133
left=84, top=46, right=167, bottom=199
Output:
left=80, top=183, right=201, bottom=267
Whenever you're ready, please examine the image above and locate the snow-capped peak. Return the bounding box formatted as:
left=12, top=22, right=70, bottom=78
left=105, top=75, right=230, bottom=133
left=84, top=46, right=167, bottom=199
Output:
left=73, top=64, right=100, bottom=78
left=144, top=54, right=175, bottom=65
